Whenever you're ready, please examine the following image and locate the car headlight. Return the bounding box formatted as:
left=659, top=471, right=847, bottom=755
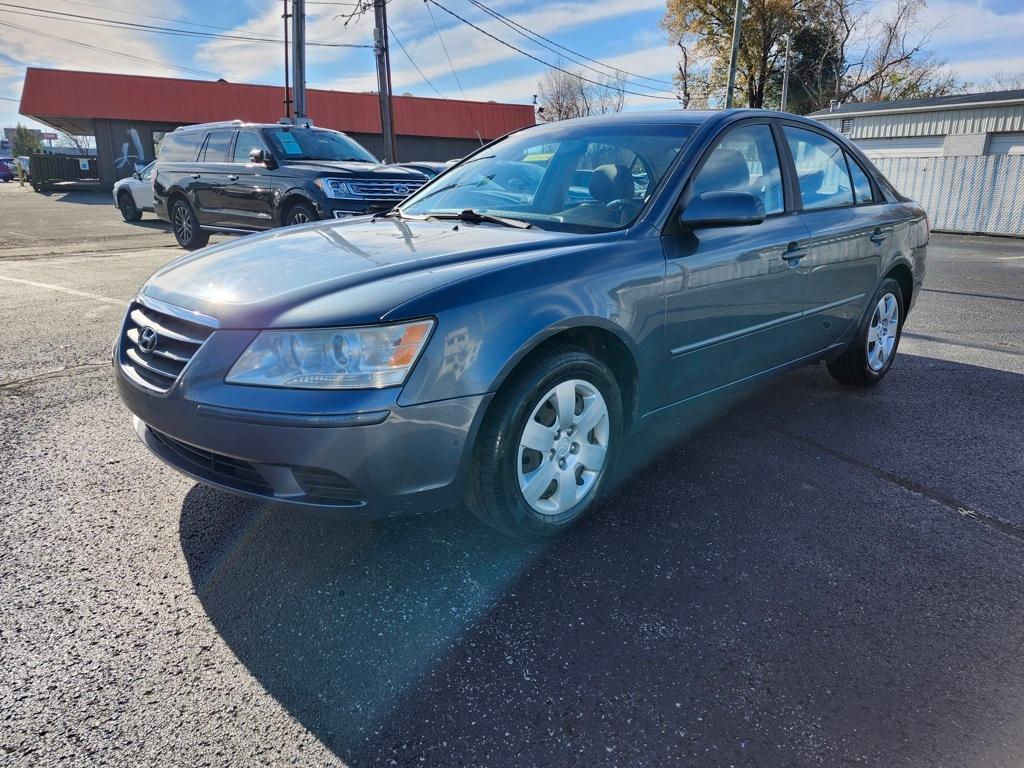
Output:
left=314, top=177, right=358, bottom=199
left=225, top=320, right=434, bottom=389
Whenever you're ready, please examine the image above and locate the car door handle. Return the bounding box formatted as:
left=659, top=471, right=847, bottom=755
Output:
left=869, top=229, right=889, bottom=244
left=190, top=173, right=201, bottom=179
left=782, top=243, right=808, bottom=263
left=227, top=174, right=239, bottom=181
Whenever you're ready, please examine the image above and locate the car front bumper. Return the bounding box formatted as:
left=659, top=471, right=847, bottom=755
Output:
left=115, top=360, right=490, bottom=520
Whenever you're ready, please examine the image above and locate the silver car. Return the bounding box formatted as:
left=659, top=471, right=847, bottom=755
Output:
left=113, top=161, right=155, bottom=222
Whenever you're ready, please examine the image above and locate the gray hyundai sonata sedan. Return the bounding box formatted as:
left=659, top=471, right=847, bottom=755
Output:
left=114, top=109, right=927, bottom=538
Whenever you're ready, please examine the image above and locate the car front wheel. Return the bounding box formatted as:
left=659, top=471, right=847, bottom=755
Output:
left=285, top=201, right=317, bottom=226
left=118, top=191, right=142, bottom=222
left=827, top=277, right=905, bottom=386
left=170, top=198, right=210, bottom=251
left=466, top=345, right=622, bottom=538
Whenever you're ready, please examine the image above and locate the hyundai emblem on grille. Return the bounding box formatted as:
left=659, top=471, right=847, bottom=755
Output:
left=138, top=326, right=159, bottom=353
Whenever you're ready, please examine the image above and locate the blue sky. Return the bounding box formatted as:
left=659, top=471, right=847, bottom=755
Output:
left=2, top=0, right=1023, bottom=133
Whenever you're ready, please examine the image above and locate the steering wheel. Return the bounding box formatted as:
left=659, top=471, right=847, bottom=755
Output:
left=605, top=198, right=635, bottom=211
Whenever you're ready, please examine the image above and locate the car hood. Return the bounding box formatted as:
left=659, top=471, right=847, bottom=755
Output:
left=141, top=218, right=609, bottom=328
left=284, top=160, right=426, bottom=179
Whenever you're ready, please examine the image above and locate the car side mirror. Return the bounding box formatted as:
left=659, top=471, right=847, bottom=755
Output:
left=133, top=171, right=142, bottom=180
left=679, top=191, right=765, bottom=229
left=249, top=148, right=274, bottom=168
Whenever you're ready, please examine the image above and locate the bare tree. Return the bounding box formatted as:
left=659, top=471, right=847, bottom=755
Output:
left=793, top=0, right=959, bottom=108
left=974, top=71, right=1024, bottom=92
left=536, top=67, right=627, bottom=122
left=56, top=131, right=94, bottom=156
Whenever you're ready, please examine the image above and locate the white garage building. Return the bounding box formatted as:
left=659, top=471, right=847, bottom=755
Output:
left=811, top=90, right=1024, bottom=236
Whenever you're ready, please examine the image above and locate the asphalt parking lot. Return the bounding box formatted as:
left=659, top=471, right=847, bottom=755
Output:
left=1, top=181, right=1023, bottom=767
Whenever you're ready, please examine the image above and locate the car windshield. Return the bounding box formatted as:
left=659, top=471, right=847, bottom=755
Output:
left=264, top=127, right=378, bottom=163
left=400, top=122, right=699, bottom=233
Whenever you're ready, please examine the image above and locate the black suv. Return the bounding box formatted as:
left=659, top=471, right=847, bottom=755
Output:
left=153, top=120, right=429, bottom=249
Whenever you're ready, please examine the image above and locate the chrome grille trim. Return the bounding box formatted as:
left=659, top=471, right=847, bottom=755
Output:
left=118, top=295, right=217, bottom=394
left=348, top=179, right=425, bottom=200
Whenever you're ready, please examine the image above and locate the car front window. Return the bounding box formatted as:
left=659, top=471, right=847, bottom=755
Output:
left=265, top=128, right=378, bottom=163
left=401, top=122, right=698, bottom=233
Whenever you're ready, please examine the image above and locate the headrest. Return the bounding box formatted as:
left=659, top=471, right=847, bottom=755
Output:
left=692, top=148, right=750, bottom=195
left=589, top=164, right=635, bottom=203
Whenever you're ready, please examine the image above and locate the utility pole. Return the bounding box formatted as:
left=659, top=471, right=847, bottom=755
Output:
left=373, top=0, right=397, bottom=163
left=780, top=31, right=792, bottom=112
left=282, top=0, right=292, bottom=119
left=724, top=0, right=744, bottom=108
left=291, top=0, right=307, bottom=121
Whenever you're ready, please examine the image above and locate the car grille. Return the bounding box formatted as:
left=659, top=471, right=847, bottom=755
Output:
left=119, top=299, right=216, bottom=393
left=349, top=179, right=424, bottom=200
left=148, top=429, right=274, bottom=495
left=149, top=428, right=364, bottom=506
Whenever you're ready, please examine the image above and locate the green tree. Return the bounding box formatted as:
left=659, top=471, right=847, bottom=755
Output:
left=661, top=0, right=806, bottom=108
left=11, top=123, right=41, bottom=156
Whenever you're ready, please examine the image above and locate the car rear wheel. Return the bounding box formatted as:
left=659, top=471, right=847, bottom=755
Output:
left=118, top=191, right=142, bottom=222
left=466, top=345, right=622, bottom=538
left=827, top=277, right=905, bottom=386
left=171, top=198, right=209, bottom=251
left=285, top=201, right=317, bottom=226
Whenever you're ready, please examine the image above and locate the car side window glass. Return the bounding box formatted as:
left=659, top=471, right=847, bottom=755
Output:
left=845, top=151, right=874, bottom=203
left=141, top=164, right=154, bottom=180
left=200, top=130, right=233, bottom=163
left=689, top=124, right=784, bottom=214
left=783, top=126, right=854, bottom=209
left=233, top=131, right=266, bottom=163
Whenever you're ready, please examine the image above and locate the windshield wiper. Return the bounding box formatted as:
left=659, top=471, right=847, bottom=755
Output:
left=427, top=209, right=532, bottom=229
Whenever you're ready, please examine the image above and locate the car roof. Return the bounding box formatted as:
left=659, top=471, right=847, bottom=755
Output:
left=173, top=120, right=328, bottom=133
left=527, top=108, right=829, bottom=130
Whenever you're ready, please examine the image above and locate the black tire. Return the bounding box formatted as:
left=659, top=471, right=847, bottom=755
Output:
left=466, top=345, right=623, bottom=539
left=118, top=191, right=142, bottom=222
left=284, top=201, right=317, bottom=226
left=170, top=198, right=209, bottom=251
left=827, top=277, right=905, bottom=386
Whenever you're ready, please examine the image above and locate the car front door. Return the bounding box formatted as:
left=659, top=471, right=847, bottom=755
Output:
left=661, top=121, right=813, bottom=404
left=220, top=129, right=278, bottom=229
left=132, top=162, right=155, bottom=211
left=191, top=129, right=235, bottom=226
left=781, top=123, right=886, bottom=352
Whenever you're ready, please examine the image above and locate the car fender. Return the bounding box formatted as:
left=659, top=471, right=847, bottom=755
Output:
left=387, top=237, right=665, bottom=410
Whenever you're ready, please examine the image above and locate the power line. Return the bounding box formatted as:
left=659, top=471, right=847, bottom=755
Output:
left=388, top=25, right=447, bottom=99
left=424, top=0, right=484, bottom=144
left=424, top=0, right=678, bottom=101
left=0, top=3, right=372, bottom=48
left=0, top=17, right=255, bottom=81
left=0, top=95, right=20, bottom=101
left=52, top=0, right=303, bottom=39
left=464, top=0, right=676, bottom=90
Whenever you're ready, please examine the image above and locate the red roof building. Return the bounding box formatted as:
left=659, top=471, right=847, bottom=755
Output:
left=18, top=67, right=535, bottom=187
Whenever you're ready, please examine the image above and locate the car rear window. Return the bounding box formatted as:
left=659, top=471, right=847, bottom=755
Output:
left=200, top=130, right=234, bottom=163
left=158, top=131, right=203, bottom=162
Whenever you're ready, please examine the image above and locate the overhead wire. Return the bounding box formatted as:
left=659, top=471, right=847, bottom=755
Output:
left=464, top=0, right=676, bottom=90
left=424, top=0, right=484, bottom=144
left=423, top=0, right=678, bottom=101
left=0, top=3, right=372, bottom=48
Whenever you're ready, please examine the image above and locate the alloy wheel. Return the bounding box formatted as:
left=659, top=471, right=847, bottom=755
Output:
left=173, top=204, right=192, bottom=243
left=516, top=379, right=610, bottom=515
left=290, top=211, right=310, bottom=224
left=866, top=292, right=899, bottom=371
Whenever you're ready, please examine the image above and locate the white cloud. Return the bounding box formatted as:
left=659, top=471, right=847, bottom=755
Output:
left=195, top=0, right=667, bottom=90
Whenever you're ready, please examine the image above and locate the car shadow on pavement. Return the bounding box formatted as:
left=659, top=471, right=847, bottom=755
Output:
left=179, top=354, right=1024, bottom=766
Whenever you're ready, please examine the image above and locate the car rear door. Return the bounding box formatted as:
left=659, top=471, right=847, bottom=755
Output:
left=191, top=129, right=235, bottom=226
left=781, top=123, right=886, bottom=353
left=661, top=120, right=813, bottom=404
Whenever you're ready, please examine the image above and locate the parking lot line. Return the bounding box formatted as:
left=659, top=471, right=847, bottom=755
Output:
left=0, top=274, right=124, bottom=306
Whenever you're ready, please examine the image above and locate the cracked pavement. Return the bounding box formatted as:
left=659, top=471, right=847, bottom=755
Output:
left=1, top=184, right=1023, bottom=767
